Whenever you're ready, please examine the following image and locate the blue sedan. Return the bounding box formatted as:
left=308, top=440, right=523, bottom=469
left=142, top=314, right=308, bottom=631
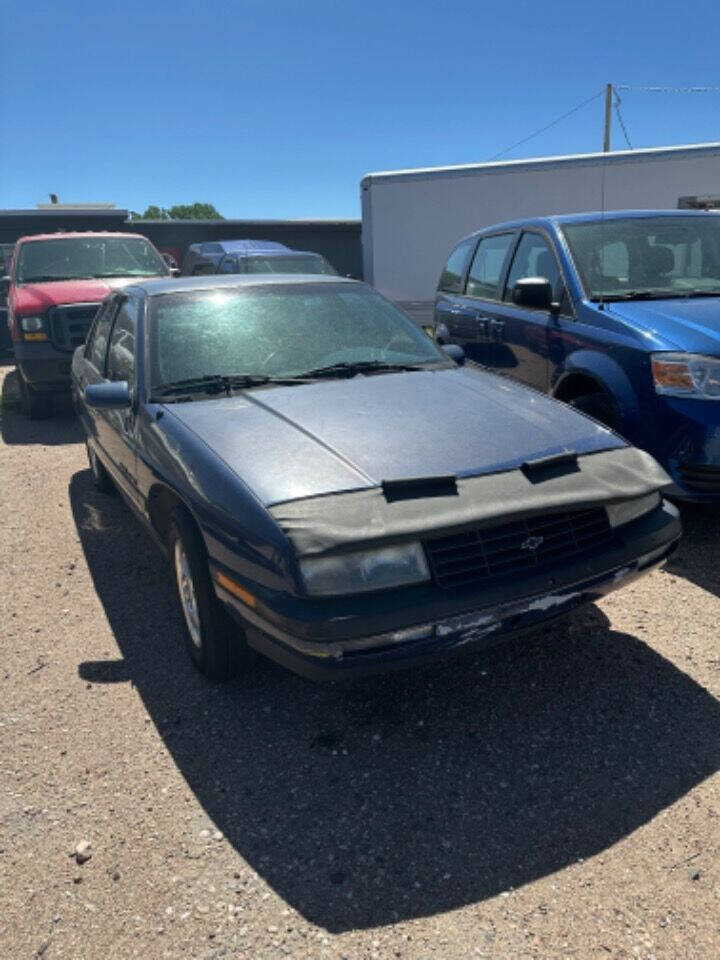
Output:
left=72, top=275, right=680, bottom=680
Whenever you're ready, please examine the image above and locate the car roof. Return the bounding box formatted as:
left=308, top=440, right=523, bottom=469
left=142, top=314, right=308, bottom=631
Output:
left=200, top=239, right=291, bottom=254
left=127, top=273, right=359, bottom=297
left=15, top=231, right=152, bottom=244
left=226, top=249, right=325, bottom=259
left=462, top=209, right=720, bottom=241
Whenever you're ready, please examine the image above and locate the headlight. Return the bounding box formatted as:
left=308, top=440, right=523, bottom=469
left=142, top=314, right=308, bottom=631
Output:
left=19, top=315, right=45, bottom=332
left=300, top=542, right=430, bottom=596
left=651, top=353, right=720, bottom=399
left=606, top=492, right=661, bottom=529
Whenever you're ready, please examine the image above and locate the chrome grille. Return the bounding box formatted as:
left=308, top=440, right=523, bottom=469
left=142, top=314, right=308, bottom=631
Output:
left=425, top=508, right=616, bottom=590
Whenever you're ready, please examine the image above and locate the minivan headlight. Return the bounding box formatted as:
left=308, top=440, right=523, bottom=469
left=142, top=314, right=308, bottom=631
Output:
left=651, top=353, right=720, bottom=399
left=300, top=543, right=430, bottom=596
left=606, top=492, right=661, bottom=529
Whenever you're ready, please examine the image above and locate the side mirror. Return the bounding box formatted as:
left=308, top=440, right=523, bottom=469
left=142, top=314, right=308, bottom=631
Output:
left=442, top=343, right=465, bottom=365
left=512, top=277, right=554, bottom=311
left=84, top=381, right=132, bottom=410
left=435, top=322, right=450, bottom=345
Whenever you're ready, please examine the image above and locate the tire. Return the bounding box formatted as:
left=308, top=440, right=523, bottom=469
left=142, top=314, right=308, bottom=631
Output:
left=168, top=508, right=248, bottom=682
left=567, top=392, right=619, bottom=431
left=19, top=374, right=53, bottom=420
left=86, top=442, right=115, bottom=494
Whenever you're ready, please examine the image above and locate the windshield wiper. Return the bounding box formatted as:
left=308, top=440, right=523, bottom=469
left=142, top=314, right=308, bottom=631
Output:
left=684, top=289, right=720, bottom=298
left=298, top=360, right=429, bottom=379
left=591, top=290, right=709, bottom=303
left=150, top=373, right=308, bottom=400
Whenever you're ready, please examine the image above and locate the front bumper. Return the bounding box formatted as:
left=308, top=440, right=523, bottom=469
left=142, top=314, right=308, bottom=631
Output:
left=650, top=397, right=720, bottom=501
left=214, top=501, right=681, bottom=679
left=13, top=341, right=72, bottom=392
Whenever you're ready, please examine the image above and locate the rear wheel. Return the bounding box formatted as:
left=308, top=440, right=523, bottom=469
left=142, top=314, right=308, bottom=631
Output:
left=567, top=392, right=619, bottom=432
left=87, top=442, right=115, bottom=494
left=168, top=508, right=250, bottom=681
left=19, top=374, right=53, bottom=420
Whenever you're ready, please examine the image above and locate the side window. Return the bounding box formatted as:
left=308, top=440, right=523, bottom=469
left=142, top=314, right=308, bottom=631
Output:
left=106, top=298, right=138, bottom=383
left=218, top=257, right=237, bottom=274
left=438, top=238, right=476, bottom=293
left=504, top=233, right=562, bottom=303
left=466, top=233, right=515, bottom=300
left=86, top=300, right=116, bottom=372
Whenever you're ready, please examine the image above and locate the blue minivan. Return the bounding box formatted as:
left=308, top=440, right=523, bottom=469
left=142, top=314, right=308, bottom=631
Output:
left=434, top=210, right=720, bottom=500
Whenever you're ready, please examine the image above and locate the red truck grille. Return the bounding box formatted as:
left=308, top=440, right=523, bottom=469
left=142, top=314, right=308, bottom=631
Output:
left=48, top=303, right=101, bottom=352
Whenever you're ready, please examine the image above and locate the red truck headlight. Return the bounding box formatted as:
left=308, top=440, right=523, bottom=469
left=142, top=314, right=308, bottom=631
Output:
left=19, top=315, right=48, bottom=341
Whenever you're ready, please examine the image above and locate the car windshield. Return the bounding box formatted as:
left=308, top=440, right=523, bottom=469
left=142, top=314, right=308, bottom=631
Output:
left=561, top=216, right=720, bottom=300
left=148, top=283, right=448, bottom=391
left=243, top=255, right=337, bottom=275
left=17, top=237, right=168, bottom=283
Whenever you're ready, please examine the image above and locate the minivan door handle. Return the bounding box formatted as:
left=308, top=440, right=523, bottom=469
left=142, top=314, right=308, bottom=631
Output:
left=489, top=318, right=505, bottom=341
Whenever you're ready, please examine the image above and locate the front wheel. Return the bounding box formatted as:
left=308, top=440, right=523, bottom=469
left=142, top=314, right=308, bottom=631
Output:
left=19, top=375, right=53, bottom=420
left=567, top=392, right=619, bottom=432
left=168, top=508, right=249, bottom=681
left=87, top=442, right=115, bottom=494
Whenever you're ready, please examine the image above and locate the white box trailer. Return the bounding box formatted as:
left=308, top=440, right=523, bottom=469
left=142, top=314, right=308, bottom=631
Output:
left=361, top=141, right=720, bottom=326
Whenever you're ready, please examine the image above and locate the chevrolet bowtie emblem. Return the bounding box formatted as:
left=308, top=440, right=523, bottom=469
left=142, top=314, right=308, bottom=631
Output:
left=521, top=535, right=544, bottom=551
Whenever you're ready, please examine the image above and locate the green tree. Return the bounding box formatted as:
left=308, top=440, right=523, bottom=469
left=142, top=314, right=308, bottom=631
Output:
left=130, top=203, right=224, bottom=220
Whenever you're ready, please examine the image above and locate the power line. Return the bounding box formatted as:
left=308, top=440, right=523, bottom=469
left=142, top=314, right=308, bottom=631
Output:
left=615, top=85, right=720, bottom=94
left=488, top=89, right=605, bottom=161
left=613, top=90, right=633, bottom=149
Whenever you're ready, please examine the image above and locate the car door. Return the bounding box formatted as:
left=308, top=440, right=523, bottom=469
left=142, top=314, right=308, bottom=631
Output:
left=490, top=230, right=574, bottom=391
left=434, top=236, right=478, bottom=345
left=75, top=297, right=120, bottom=437
left=97, top=295, right=143, bottom=510
left=452, top=232, right=517, bottom=367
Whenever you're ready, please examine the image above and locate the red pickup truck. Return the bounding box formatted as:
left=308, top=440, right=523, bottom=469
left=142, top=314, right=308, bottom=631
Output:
left=2, top=231, right=170, bottom=417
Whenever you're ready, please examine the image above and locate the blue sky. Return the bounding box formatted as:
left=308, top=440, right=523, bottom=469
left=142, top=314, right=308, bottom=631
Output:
left=2, top=0, right=719, bottom=218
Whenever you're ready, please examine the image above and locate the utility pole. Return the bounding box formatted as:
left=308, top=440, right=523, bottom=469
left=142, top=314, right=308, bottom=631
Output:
left=603, top=83, right=613, bottom=152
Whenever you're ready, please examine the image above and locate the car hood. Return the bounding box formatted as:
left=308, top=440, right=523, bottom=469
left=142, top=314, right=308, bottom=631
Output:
left=165, top=367, right=625, bottom=506
left=12, top=276, right=149, bottom=313
left=607, top=296, right=720, bottom=352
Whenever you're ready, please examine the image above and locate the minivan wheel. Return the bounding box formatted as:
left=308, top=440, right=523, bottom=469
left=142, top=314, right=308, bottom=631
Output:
left=86, top=442, right=115, bottom=494
left=568, top=392, right=619, bottom=432
left=168, top=508, right=248, bottom=682
left=19, top=375, right=53, bottom=420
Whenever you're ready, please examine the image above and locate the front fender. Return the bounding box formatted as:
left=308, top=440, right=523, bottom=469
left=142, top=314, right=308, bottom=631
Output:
left=551, top=349, right=643, bottom=436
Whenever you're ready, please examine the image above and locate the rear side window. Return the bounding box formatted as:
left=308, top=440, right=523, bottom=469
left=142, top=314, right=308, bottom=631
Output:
left=466, top=233, right=515, bottom=299
left=86, top=301, right=116, bottom=373
left=438, top=238, right=476, bottom=293
left=106, top=299, right=138, bottom=383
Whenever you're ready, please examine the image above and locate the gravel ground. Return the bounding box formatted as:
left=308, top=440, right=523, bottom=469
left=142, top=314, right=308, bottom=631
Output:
left=1, top=364, right=718, bottom=960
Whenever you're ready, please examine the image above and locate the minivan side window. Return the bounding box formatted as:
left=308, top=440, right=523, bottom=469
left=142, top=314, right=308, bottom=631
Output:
left=465, top=233, right=515, bottom=300
left=504, top=232, right=562, bottom=302
left=106, top=298, right=138, bottom=383
left=438, top=238, right=476, bottom=293
left=86, top=300, right=116, bottom=373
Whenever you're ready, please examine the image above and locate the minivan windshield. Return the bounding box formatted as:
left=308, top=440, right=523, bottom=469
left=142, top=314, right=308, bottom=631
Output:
left=561, top=216, right=720, bottom=301
left=243, top=255, right=337, bottom=275
left=149, top=283, right=448, bottom=392
left=17, top=236, right=168, bottom=283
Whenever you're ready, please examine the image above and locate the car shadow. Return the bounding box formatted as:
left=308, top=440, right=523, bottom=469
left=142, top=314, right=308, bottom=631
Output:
left=0, top=369, right=82, bottom=446
left=69, top=470, right=720, bottom=933
left=666, top=502, right=720, bottom=599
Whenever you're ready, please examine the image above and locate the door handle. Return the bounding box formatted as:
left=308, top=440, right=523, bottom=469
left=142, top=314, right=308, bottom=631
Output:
left=489, top=318, right=505, bottom=341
